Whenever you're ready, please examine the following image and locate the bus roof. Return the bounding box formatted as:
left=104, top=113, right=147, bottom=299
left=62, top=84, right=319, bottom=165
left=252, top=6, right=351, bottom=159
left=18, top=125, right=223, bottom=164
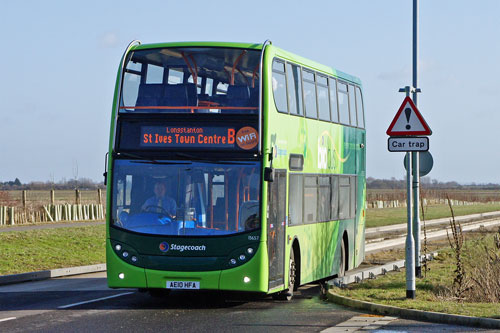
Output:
left=131, top=41, right=362, bottom=86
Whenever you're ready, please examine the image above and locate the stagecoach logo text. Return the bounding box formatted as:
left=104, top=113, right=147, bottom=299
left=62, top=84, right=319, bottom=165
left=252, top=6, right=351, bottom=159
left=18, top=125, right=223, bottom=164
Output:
left=159, top=242, right=206, bottom=253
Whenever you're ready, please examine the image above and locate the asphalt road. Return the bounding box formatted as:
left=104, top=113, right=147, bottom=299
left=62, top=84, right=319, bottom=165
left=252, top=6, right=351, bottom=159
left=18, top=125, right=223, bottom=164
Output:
left=1, top=272, right=493, bottom=332
left=3, top=213, right=500, bottom=332
left=0, top=272, right=358, bottom=332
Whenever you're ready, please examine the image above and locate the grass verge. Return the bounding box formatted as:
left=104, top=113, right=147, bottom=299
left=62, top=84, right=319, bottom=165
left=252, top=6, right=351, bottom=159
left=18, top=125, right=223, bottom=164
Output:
left=334, top=229, right=500, bottom=318
left=0, top=225, right=105, bottom=275
left=366, top=203, right=500, bottom=228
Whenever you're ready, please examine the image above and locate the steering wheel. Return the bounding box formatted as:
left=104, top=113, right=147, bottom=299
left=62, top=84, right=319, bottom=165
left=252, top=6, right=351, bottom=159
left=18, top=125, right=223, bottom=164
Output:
left=142, top=205, right=173, bottom=219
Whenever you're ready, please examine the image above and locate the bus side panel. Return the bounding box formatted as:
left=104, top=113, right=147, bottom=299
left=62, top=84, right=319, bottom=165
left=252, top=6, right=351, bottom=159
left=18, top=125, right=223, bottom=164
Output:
left=288, top=221, right=340, bottom=284
left=106, top=239, right=147, bottom=288
left=263, top=46, right=366, bottom=288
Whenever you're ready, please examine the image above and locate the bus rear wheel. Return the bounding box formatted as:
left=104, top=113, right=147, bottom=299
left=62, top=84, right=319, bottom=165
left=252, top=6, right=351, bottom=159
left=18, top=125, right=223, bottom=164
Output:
left=272, top=248, right=296, bottom=301
left=338, top=238, right=346, bottom=278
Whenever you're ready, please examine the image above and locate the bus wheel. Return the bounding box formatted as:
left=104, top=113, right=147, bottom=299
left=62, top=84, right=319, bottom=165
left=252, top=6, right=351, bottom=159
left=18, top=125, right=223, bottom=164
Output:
left=338, top=239, right=346, bottom=278
left=272, top=248, right=296, bottom=301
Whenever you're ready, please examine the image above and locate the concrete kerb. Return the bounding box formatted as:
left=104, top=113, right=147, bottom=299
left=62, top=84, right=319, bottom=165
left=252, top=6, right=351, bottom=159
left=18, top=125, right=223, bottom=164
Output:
left=0, top=263, right=106, bottom=286
left=327, top=255, right=500, bottom=329
left=327, top=291, right=500, bottom=329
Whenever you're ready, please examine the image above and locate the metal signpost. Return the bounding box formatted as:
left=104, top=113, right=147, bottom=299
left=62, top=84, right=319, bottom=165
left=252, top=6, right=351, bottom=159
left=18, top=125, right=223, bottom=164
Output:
left=387, top=89, right=431, bottom=299
left=385, top=0, right=434, bottom=300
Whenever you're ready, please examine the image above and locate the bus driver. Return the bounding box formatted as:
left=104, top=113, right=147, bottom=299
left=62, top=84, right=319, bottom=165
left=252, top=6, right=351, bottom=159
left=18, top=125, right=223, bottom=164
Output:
left=142, top=181, right=177, bottom=217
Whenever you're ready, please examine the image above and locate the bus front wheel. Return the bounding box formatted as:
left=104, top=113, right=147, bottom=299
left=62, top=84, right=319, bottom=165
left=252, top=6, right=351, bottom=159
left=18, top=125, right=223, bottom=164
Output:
left=272, top=248, right=296, bottom=301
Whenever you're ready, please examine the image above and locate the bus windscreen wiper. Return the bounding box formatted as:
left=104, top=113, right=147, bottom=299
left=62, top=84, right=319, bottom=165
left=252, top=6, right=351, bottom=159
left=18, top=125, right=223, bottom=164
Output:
left=175, top=152, right=218, bottom=161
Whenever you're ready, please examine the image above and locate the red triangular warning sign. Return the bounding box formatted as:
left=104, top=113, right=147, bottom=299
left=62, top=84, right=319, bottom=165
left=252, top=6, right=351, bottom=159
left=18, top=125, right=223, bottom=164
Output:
left=386, top=97, right=432, bottom=136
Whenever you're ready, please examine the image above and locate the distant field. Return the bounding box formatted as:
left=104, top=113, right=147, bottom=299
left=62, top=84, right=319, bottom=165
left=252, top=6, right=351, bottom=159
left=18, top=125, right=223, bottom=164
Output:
left=366, top=203, right=500, bottom=228
left=367, top=188, right=500, bottom=203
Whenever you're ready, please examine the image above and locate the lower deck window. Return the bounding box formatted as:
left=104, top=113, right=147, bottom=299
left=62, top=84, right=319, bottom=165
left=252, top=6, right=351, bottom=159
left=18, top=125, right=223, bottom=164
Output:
left=289, top=173, right=357, bottom=226
left=288, top=174, right=303, bottom=225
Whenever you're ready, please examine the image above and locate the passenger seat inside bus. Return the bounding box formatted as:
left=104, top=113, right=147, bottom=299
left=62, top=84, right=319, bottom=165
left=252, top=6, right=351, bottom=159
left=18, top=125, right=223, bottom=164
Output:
left=135, top=84, right=164, bottom=107
left=161, top=84, right=198, bottom=110
left=238, top=200, right=259, bottom=231
left=249, top=87, right=259, bottom=108
left=135, top=83, right=198, bottom=111
left=213, top=197, right=226, bottom=229
left=225, top=85, right=250, bottom=112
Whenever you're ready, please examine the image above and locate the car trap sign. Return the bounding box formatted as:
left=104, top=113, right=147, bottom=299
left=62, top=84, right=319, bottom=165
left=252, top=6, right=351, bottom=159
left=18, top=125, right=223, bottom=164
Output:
left=386, top=97, right=432, bottom=136
left=388, top=137, right=429, bottom=152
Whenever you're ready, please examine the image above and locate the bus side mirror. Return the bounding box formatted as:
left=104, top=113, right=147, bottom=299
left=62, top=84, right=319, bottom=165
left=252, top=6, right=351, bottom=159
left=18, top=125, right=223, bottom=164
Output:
left=264, top=167, right=274, bottom=182
left=103, top=152, right=108, bottom=186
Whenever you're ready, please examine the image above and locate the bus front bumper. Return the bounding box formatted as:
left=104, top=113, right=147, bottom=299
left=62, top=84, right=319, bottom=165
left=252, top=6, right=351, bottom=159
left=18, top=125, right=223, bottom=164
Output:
left=107, top=239, right=268, bottom=293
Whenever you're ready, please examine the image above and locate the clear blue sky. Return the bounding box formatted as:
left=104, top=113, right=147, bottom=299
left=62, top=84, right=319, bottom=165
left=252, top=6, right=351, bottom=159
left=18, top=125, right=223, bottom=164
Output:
left=1, top=0, right=499, bottom=184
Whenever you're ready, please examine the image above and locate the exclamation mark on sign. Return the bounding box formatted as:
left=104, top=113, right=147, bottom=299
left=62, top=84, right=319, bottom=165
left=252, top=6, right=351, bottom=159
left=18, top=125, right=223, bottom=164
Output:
left=405, top=108, right=412, bottom=130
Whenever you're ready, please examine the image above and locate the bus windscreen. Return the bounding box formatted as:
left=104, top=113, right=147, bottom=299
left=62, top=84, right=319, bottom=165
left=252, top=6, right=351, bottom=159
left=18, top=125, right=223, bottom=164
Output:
left=111, top=159, right=261, bottom=236
left=120, top=47, right=261, bottom=114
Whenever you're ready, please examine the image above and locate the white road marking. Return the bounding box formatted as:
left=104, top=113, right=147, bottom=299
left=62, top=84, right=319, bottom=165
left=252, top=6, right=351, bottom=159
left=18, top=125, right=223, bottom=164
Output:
left=58, top=292, right=134, bottom=309
left=0, top=317, right=16, bottom=322
left=321, top=315, right=397, bottom=332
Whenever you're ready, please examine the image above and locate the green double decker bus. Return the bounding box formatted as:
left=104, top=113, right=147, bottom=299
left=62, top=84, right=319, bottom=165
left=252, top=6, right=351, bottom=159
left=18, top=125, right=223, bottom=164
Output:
left=106, top=40, right=366, bottom=299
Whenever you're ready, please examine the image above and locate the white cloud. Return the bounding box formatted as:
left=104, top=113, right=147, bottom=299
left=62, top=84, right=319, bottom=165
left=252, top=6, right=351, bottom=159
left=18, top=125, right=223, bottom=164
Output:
left=99, top=32, right=119, bottom=48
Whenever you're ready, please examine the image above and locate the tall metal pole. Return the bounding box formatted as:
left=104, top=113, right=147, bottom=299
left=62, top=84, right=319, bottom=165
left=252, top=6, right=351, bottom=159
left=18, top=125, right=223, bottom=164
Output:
left=412, top=0, right=422, bottom=278
left=400, top=85, right=416, bottom=299
left=412, top=0, right=418, bottom=106
left=406, top=151, right=415, bottom=299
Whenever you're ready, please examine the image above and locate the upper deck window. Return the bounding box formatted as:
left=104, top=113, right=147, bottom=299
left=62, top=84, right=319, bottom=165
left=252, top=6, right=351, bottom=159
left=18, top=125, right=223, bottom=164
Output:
left=272, top=59, right=288, bottom=113
left=348, top=84, right=357, bottom=126
left=120, top=47, right=261, bottom=114
left=355, top=86, right=365, bottom=128
left=317, top=75, right=329, bottom=121
left=286, top=63, right=303, bottom=116
left=329, top=78, right=339, bottom=123
left=303, top=70, right=318, bottom=119
left=337, top=82, right=350, bottom=125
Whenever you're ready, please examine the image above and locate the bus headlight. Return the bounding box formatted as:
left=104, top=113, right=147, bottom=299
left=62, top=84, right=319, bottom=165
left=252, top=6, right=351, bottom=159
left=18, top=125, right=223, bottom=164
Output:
left=246, top=248, right=254, bottom=255
left=239, top=254, right=246, bottom=261
left=243, top=276, right=251, bottom=283
left=119, top=273, right=125, bottom=279
left=229, top=258, right=237, bottom=265
left=115, top=244, right=122, bottom=251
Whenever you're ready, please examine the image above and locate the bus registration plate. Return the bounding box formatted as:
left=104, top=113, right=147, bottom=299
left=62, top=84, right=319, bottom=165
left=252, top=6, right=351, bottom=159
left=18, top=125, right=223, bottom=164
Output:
left=166, top=281, right=200, bottom=290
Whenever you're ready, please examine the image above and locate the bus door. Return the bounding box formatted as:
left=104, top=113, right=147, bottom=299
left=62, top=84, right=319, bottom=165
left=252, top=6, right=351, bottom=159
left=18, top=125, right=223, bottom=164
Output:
left=267, top=169, right=287, bottom=290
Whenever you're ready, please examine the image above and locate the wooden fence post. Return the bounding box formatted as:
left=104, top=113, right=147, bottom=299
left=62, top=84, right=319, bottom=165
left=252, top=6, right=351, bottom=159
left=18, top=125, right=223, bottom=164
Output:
left=75, top=189, right=81, bottom=205
left=8, top=207, right=15, bottom=225
left=50, top=189, right=55, bottom=205
left=97, top=189, right=102, bottom=205
left=22, top=190, right=27, bottom=209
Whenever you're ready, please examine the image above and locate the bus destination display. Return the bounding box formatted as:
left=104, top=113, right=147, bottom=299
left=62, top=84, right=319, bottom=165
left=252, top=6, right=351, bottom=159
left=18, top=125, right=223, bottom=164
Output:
left=140, top=125, right=258, bottom=150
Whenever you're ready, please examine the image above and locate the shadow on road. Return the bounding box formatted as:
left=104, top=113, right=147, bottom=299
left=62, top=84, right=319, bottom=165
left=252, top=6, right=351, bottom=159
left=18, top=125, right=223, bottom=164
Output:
left=0, top=282, right=322, bottom=311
